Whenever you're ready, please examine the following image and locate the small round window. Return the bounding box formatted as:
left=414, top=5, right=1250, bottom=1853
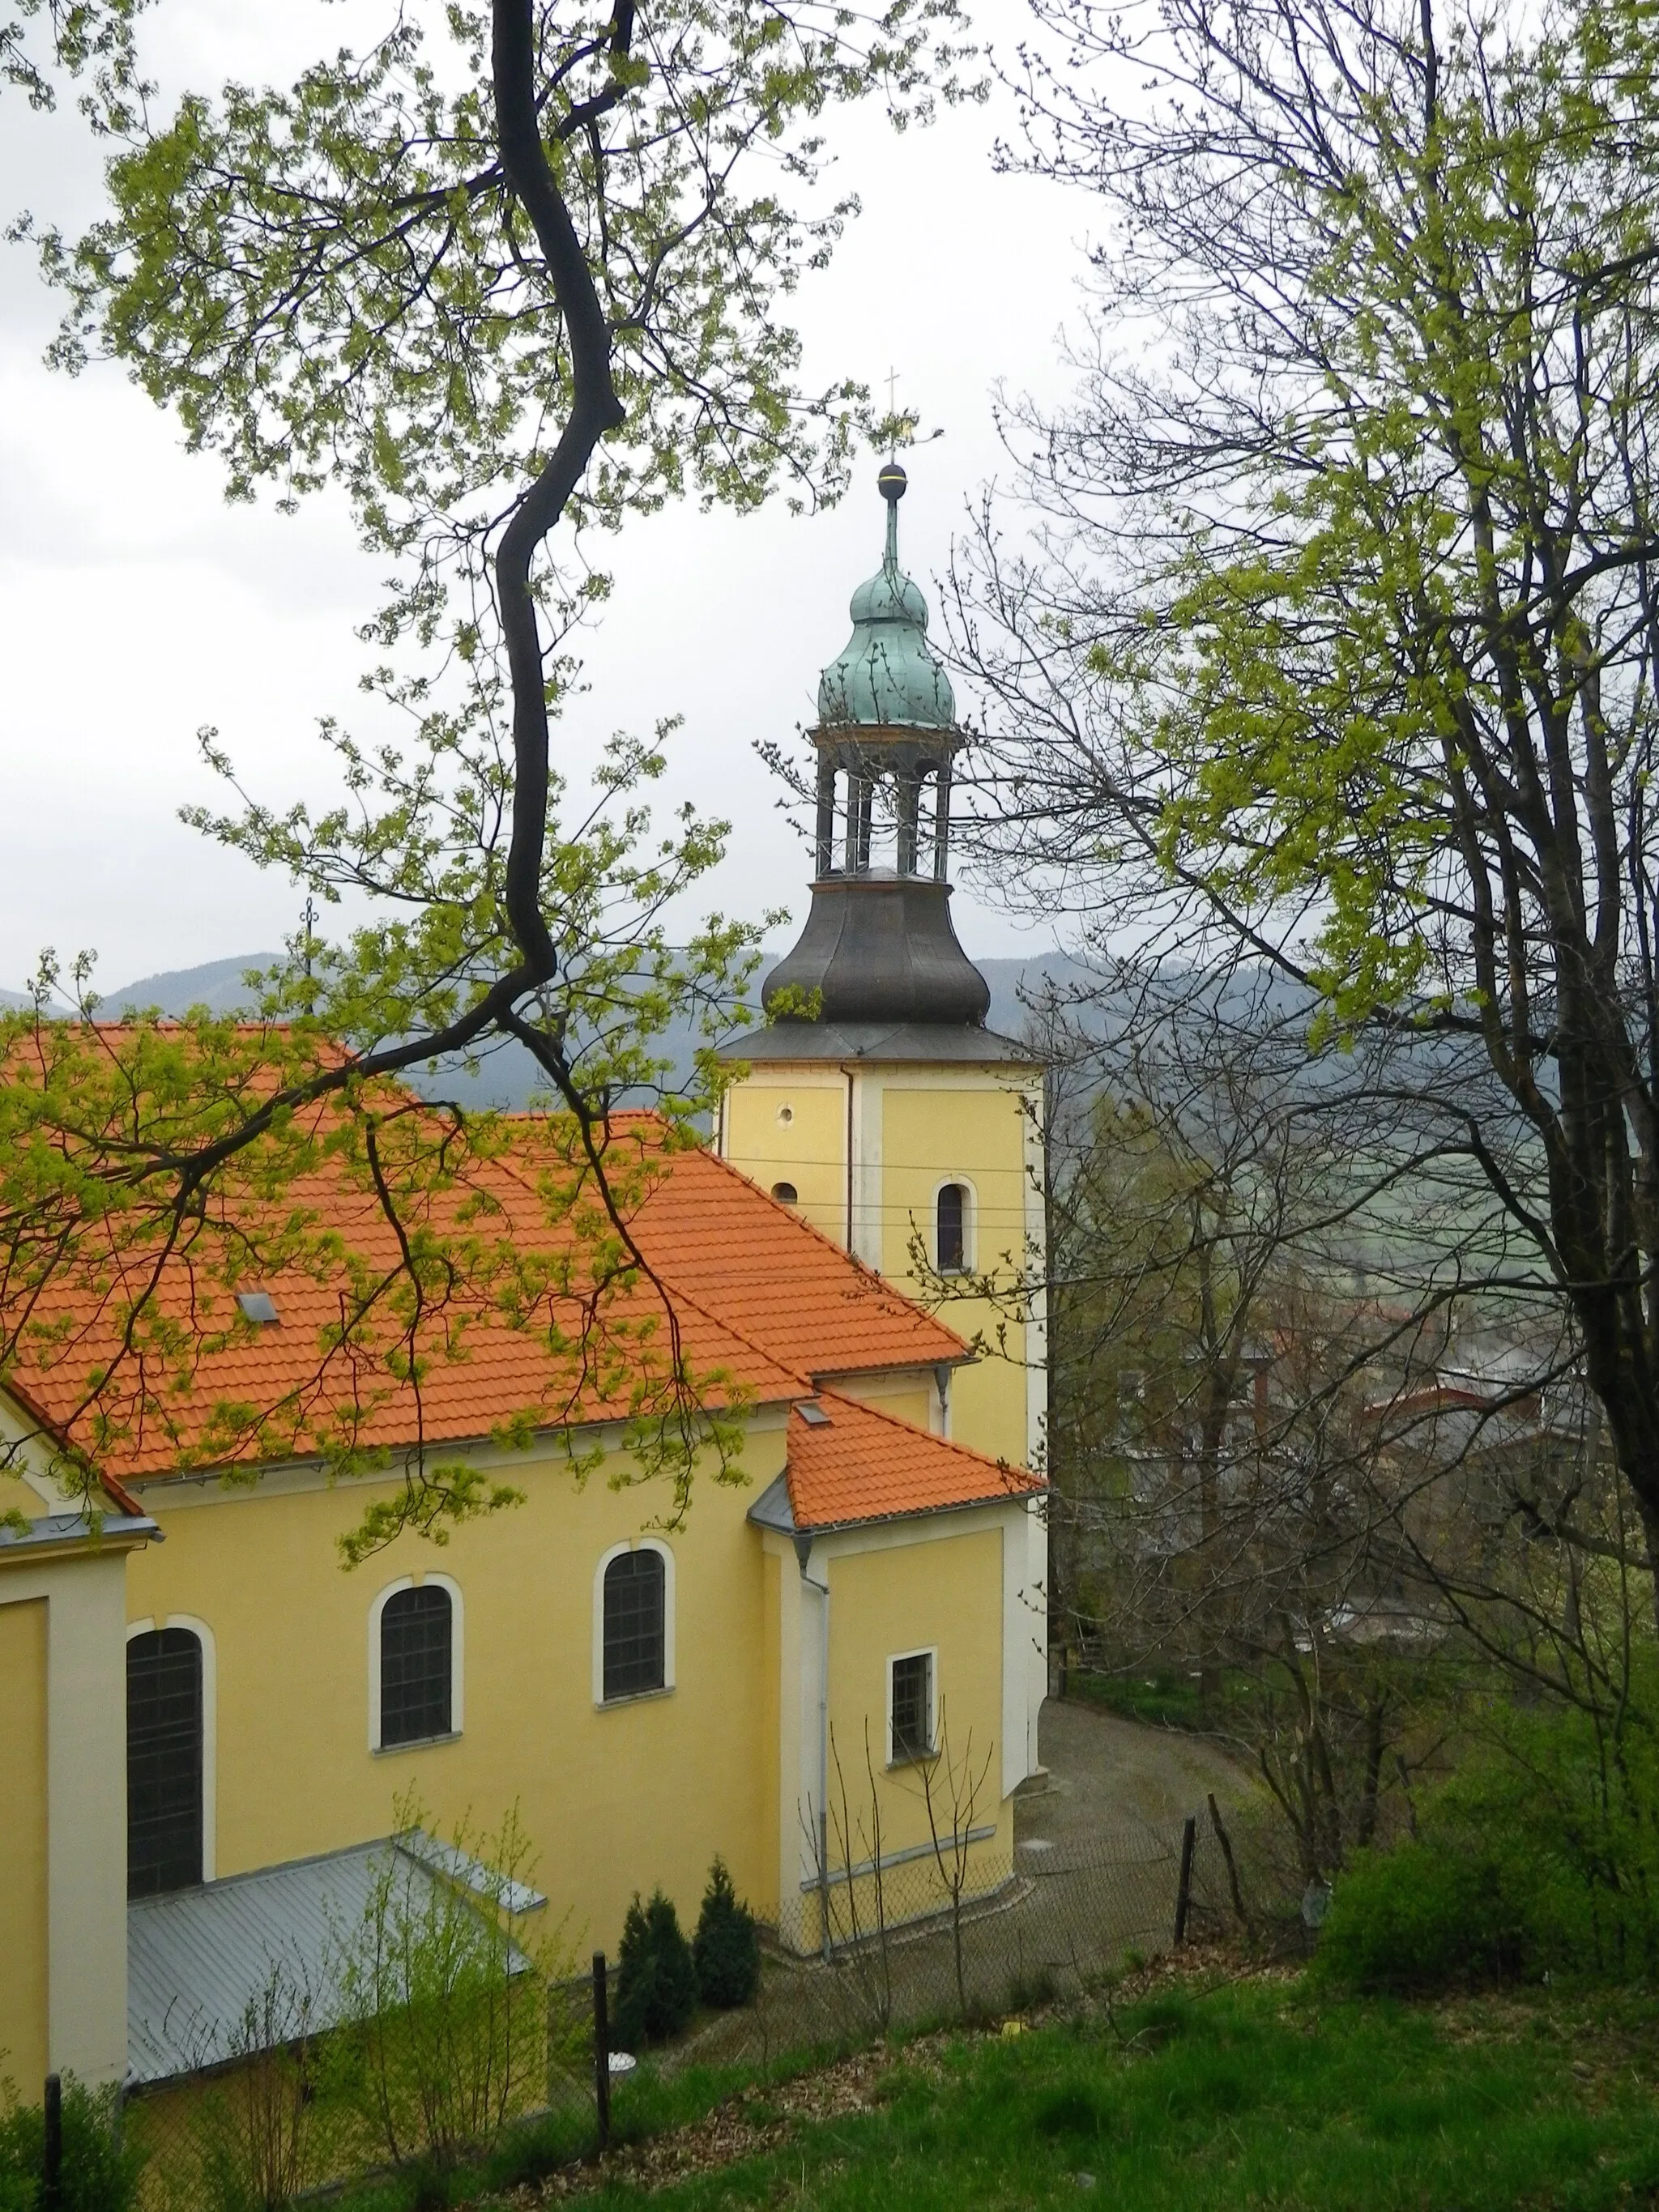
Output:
left=777, top=1104, right=794, bottom=1125
left=772, top=1181, right=799, bottom=1206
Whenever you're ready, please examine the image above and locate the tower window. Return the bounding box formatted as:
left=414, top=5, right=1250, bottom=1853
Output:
left=772, top=1181, right=799, bottom=1206
left=380, top=1584, right=454, bottom=1746
left=128, top=1627, right=203, bottom=1897
left=936, top=1183, right=968, bottom=1274
left=603, top=1548, right=667, bottom=1701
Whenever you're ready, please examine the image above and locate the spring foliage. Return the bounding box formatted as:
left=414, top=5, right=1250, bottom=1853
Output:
left=1320, top=1660, right=1659, bottom=1989
left=0, top=0, right=971, bottom=1548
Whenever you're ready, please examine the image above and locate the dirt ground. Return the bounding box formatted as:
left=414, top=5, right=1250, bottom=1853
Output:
left=1017, top=1698, right=1264, bottom=1860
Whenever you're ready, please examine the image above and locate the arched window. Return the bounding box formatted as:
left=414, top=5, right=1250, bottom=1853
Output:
left=601, top=1548, right=667, bottom=1702
left=936, top=1183, right=969, bottom=1275
left=771, top=1181, right=799, bottom=1206
left=128, top=1627, right=203, bottom=1898
left=380, top=1584, right=454, bottom=1747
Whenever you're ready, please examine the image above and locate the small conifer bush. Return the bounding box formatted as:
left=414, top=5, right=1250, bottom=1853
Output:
left=693, top=1858, right=761, bottom=2009
left=613, top=1889, right=697, bottom=2049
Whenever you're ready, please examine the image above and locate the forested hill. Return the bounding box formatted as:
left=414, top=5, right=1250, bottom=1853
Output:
left=66, top=950, right=1095, bottom=1104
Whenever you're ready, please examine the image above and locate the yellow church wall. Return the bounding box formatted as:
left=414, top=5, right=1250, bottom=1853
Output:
left=126, top=1416, right=789, bottom=1961
left=881, top=1085, right=1034, bottom=1471
left=824, top=1366, right=936, bottom=1432
left=825, top=1527, right=1009, bottom=1860
left=0, top=1593, right=49, bottom=2091
left=783, top=1522, right=1013, bottom=1951
left=722, top=1080, right=847, bottom=1246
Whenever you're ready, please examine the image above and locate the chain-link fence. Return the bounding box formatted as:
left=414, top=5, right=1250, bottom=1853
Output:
left=119, top=1800, right=1302, bottom=2212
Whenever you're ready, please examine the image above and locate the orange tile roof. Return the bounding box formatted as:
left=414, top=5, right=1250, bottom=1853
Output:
left=2, top=1093, right=966, bottom=1482
left=616, top=1131, right=966, bottom=1383
left=772, top=1387, right=1044, bottom=1533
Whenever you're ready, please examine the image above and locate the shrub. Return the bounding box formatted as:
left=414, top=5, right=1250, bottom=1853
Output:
left=692, top=1860, right=760, bottom=2010
left=1320, top=1661, right=1659, bottom=1993
left=1316, top=1836, right=1529, bottom=1993
left=326, top=1796, right=566, bottom=2174
left=613, top=1890, right=697, bottom=2050
left=0, top=2081, right=144, bottom=2212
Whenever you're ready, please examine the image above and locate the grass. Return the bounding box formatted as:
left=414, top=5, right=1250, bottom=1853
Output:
left=577, top=1979, right=1659, bottom=2210
left=1070, top=1665, right=1207, bottom=1729
left=321, top=2048, right=842, bottom=2212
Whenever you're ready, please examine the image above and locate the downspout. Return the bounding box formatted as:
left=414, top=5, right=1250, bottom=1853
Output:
left=795, top=1533, right=832, bottom=1958
left=933, top=1362, right=953, bottom=1439
left=842, top=1067, right=856, bottom=1255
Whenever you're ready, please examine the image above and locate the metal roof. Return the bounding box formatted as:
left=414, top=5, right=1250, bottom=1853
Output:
left=128, top=1835, right=543, bottom=2087
left=0, top=1510, right=157, bottom=1560
left=721, top=1018, right=1037, bottom=1065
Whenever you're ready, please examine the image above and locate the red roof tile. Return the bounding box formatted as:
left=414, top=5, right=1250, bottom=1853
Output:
left=616, top=1132, right=966, bottom=1382
left=3, top=1093, right=966, bottom=1482
left=782, top=1388, right=1043, bottom=1532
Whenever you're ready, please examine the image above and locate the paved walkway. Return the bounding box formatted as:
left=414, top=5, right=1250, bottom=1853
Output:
left=673, top=1702, right=1269, bottom=2070
left=1017, top=1698, right=1264, bottom=1860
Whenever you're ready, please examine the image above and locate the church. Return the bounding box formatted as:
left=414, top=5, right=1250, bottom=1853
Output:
left=0, top=467, right=1048, bottom=2095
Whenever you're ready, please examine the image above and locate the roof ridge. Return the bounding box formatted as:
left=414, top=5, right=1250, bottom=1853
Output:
left=454, top=1132, right=814, bottom=1405
left=492, top=1119, right=970, bottom=1362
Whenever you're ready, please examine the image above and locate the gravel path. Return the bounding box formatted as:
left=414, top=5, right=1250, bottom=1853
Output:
left=1017, top=1698, right=1265, bottom=1860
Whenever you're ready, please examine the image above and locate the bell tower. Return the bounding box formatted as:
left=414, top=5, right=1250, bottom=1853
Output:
left=719, top=462, right=1049, bottom=1490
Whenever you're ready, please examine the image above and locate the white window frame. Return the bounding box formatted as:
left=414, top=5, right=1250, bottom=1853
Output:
left=885, top=1643, right=939, bottom=1767
left=126, top=1613, right=217, bottom=1883
left=932, top=1177, right=976, bottom=1276
left=593, top=1538, right=676, bottom=1707
left=368, top=1574, right=464, bottom=1754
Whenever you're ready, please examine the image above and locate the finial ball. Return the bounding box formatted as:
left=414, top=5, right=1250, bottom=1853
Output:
left=877, top=461, right=908, bottom=504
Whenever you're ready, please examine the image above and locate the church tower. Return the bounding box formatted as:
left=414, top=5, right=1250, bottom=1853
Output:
left=719, top=462, right=1048, bottom=1484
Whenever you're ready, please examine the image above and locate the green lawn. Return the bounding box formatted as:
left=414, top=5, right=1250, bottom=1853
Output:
left=584, top=1980, right=1659, bottom=2210
left=1069, top=1665, right=1206, bottom=1729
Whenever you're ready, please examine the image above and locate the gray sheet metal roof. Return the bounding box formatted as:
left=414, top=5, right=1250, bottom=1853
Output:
left=0, top=1510, right=157, bottom=1558
left=719, top=1019, right=1038, bottom=1065
left=128, top=1835, right=543, bottom=2087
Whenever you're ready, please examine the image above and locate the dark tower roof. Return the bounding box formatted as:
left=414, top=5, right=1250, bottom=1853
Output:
left=748, top=465, right=1021, bottom=1055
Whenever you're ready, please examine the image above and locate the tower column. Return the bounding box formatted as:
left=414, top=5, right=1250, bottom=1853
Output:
left=932, top=761, right=953, bottom=881
left=897, top=776, right=919, bottom=876
left=815, top=757, right=837, bottom=877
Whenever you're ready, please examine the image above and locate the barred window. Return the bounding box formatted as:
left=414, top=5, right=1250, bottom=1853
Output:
left=889, top=1650, right=933, bottom=1764
left=381, top=1585, right=453, bottom=1746
left=128, top=1628, right=203, bottom=1898
left=936, top=1184, right=967, bottom=1274
left=603, top=1549, right=666, bottom=1701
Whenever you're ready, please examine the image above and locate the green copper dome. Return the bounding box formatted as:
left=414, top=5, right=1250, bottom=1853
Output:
left=817, top=464, right=956, bottom=731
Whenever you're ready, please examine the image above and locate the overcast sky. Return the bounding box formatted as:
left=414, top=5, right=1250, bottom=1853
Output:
left=0, top=0, right=1094, bottom=995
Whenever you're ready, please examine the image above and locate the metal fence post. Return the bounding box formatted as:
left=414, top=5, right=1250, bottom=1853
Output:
left=591, top=1951, right=611, bottom=2153
left=42, top=2073, right=62, bottom=2212
left=1173, top=1814, right=1197, bottom=1946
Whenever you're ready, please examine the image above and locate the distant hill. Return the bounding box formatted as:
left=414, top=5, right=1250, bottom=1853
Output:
left=76, top=947, right=1086, bottom=1106
left=102, top=955, right=285, bottom=1018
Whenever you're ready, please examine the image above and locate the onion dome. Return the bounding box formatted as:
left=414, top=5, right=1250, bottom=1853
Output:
left=816, top=463, right=955, bottom=731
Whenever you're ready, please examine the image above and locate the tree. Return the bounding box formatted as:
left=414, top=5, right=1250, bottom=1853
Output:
left=1032, top=970, right=1478, bottom=1875
left=2, top=0, right=143, bottom=116
left=0, top=0, right=970, bottom=1543
left=956, top=0, right=1659, bottom=1626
